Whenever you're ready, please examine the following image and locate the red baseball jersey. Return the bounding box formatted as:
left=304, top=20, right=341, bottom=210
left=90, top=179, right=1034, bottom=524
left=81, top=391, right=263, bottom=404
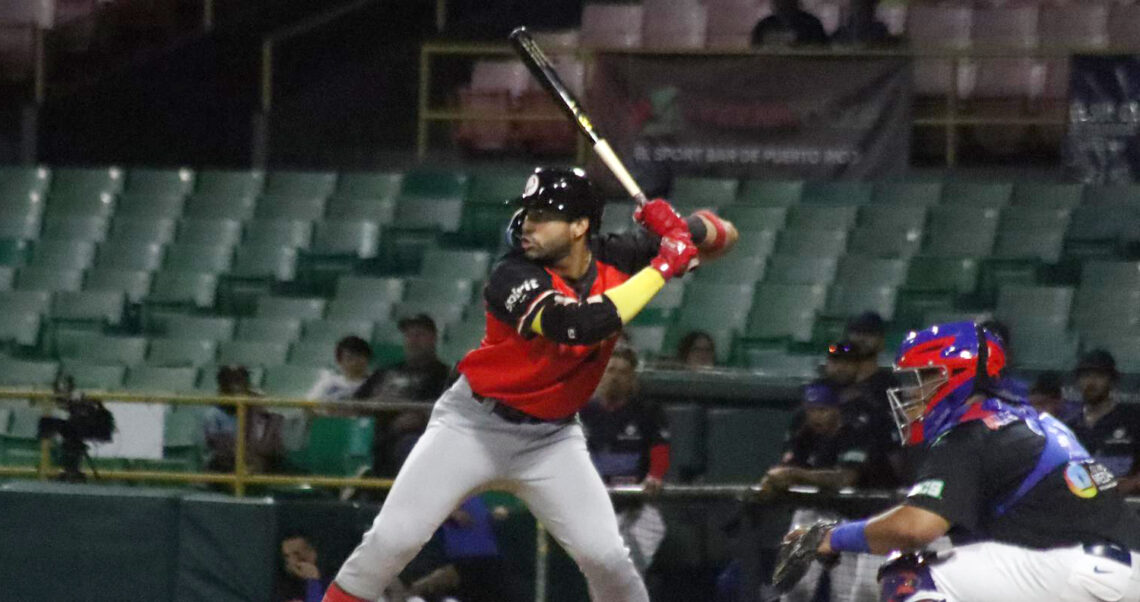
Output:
left=458, top=230, right=658, bottom=420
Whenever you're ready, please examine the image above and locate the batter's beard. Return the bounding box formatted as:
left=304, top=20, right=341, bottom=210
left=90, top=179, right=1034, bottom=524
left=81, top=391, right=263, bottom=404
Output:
left=524, top=238, right=573, bottom=265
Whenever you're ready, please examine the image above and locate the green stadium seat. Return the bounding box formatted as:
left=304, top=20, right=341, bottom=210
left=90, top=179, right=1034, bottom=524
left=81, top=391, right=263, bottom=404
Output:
left=737, top=180, right=802, bottom=206
left=0, top=312, right=40, bottom=346
left=146, top=339, right=217, bottom=367
left=638, top=280, right=685, bottom=324
left=941, top=181, right=1013, bottom=207
left=399, top=167, right=468, bottom=201
left=0, top=213, right=41, bottom=240
left=147, top=272, right=218, bottom=307
left=324, top=197, right=397, bottom=223
left=262, top=365, right=325, bottom=397
left=694, top=253, right=766, bottom=283
left=194, top=169, right=264, bottom=197
left=824, top=284, right=898, bottom=320
left=301, top=319, right=374, bottom=345
left=63, top=361, right=126, bottom=390
left=872, top=181, right=942, bottom=206
left=96, top=241, right=164, bottom=271
left=419, top=249, right=492, bottom=280
left=125, top=366, right=198, bottom=393
left=335, top=276, right=405, bottom=303
left=923, top=207, right=999, bottom=257
left=50, top=291, right=125, bottom=326
left=1079, top=331, right=1140, bottom=374
left=992, top=228, right=1065, bottom=262
left=904, top=256, right=980, bottom=294
left=288, top=340, right=335, bottom=368
left=661, top=404, right=704, bottom=480
left=719, top=206, right=788, bottom=231
left=671, top=177, right=739, bottom=208
left=599, top=203, right=636, bottom=235
left=0, top=240, right=32, bottom=267
left=1082, top=184, right=1140, bottom=205
left=995, top=285, right=1074, bottom=334
left=704, top=408, right=791, bottom=481
left=256, top=296, right=326, bottom=321
left=44, top=192, right=116, bottom=218
left=834, top=255, right=908, bottom=287
left=125, top=167, right=195, bottom=196
left=15, top=268, right=83, bottom=293
left=107, top=217, right=177, bottom=246
left=847, top=227, right=923, bottom=259
left=163, top=244, right=233, bottom=273
left=745, top=283, right=829, bottom=341
left=0, top=357, right=57, bottom=386
left=1081, top=261, right=1140, bottom=289
left=1072, top=288, right=1140, bottom=334
left=786, top=205, right=859, bottom=230
left=999, top=207, right=1071, bottom=231
left=0, top=290, right=51, bottom=314
left=29, top=240, right=97, bottom=269
left=50, top=167, right=123, bottom=196
left=403, top=278, right=476, bottom=305
left=1009, top=330, right=1080, bottom=371
left=84, top=269, right=152, bottom=303
left=243, top=220, right=312, bottom=248
left=677, top=284, right=755, bottom=332
left=1012, top=183, right=1083, bottom=209
left=0, top=266, right=12, bottom=291
left=3, top=404, right=45, bottom=452
left=624, top=324, right=667, bottom=357
left=311, top=220, right=380, bottom=257
left=177, top=218, right=243, bottom=247
left=765, top=255, right=838, bottom=285
left=182, top=195, right=257, bottom=220
left=325, top=299, right=394, bottom=322
left=802, top=181, right=873, bottom=205
left=335, top=171, right=403, bottom=199
left=289, top=416, right=374, bottom=475
left=40, top=216, right=108, bottom=242
left=265, top=170, right=337, bottom=197
left=255, top=195, right=326, bottom=221
left=775, top=229, right=848, bottom=257
left=0, top=190, right=44, bottom=215
left=743, top=350, right=822, bottom=378
left=0, top=166, right=50, bottom=196
left=394, top=199, right=465, bottom=232
left=217, top=341, right=290, bottom=367
left=1065, top=205, right=1136, bottom=258
left=162, top=314, right=235, bottom=340
left=728, top=229, right=778, bottom=259
left=57, top=333, right=148, bottom=364
left=858, top=205, right=928, bottom=231
left=467, top=170, right=529, bottom=205
left=237, top=317, right=302, bottom=343
left=393, top=301, right=466, bottom=328
left=114, top=194, right=185, bottom=218
left=457, top=204, right=513, bottom=250
left=231, top=245, right=297, bottom=280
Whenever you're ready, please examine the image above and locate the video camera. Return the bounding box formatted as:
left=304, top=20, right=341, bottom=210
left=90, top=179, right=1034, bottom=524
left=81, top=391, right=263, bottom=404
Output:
left=37, top=374, right=115, bottom=482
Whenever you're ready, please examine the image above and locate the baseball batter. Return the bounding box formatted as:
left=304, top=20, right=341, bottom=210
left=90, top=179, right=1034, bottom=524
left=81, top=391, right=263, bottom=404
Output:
left=322, top=167, right=738, bottom=602
left=788, top=321, right=1140, bottom=602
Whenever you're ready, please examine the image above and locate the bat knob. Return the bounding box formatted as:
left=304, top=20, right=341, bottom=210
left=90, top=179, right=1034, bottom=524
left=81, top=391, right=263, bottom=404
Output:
left=509, top=26, right=529, bottom=40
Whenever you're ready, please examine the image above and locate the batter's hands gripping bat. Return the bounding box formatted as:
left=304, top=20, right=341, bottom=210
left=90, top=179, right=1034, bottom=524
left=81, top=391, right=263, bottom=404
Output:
left=509, top=26, right=648, bottom=207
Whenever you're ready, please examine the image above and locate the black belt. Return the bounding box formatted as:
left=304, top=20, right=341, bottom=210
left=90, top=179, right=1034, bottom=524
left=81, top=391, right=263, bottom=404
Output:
left=1084, top=542, right=1133, bottom=567
left=471, top=391, right=574, bottom=425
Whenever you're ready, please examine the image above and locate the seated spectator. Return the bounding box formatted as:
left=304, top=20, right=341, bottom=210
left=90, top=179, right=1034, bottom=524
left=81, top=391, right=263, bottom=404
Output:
left=355, top=314, right=452, bottom=478
left=276, top=532, right=329, bottom=602
left=580, top=347, right=670, bottom=574
left=675, top=330, right=717, bottom=369
left=306, top=336, right=373, bottom=402
left=1064, top=349, right=1140, bottom=494
left=204, top=365, right=284, bottom=473
left=1028, top=371, right=1077, bottom=421
left=830, top=0, right=895, bottom=46
left=751, top=0, right=828, bottom=47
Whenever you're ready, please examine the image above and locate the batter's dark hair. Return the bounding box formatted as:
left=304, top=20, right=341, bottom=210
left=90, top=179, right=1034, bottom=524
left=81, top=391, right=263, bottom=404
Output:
left=335, top=336, right=373, bottom=361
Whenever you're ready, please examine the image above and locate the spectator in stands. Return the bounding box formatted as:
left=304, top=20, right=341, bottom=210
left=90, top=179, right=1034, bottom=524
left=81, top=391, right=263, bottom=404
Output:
left=843, top=311, right=892, bottom=392
left=1028, top=371, right=1075, bottom=420
left=276, top=532, right=329, bottom=602
left=758, top=381, right=889, bottom=602
left=830, top=0, right=895, bottom=46
left=751, top=0, right=828, bottom=47
left=580, top=346, right=671, bottom=574
left=1064, top=349, right=1140, bottom=494
left=822, top=338, right=902, bottom=487
left=204, top=365, right=284, bottom=474
left=355, top=314, right=452, bottom=479
left=306, top=336, right=373, bottom=402
left=676, top=330, right=717, bottom=369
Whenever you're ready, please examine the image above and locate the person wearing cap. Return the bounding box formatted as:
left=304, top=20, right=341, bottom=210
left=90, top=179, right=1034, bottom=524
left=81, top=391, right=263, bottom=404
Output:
left=822, top=338, right=902, bottom=487
left=1064, top=349, right=1140, bottom=494
left=1028, top=371, right=1079, bottom=422
left=354, top=314, right=452, bottom=478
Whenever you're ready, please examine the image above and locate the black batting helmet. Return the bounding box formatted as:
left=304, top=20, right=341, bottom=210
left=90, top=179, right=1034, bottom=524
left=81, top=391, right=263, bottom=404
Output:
left=506, top=167, right=604, bottom=248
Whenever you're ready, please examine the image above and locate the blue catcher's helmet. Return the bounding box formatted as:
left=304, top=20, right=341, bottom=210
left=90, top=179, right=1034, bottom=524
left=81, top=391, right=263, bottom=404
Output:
left=887, top=321, right=1007, bottom=446
left=506, top=167, right=604, bottom=249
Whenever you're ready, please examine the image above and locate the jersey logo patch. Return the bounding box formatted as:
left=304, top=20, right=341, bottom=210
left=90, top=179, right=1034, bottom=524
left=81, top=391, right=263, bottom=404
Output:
left=505, top=278, right=540, bottom=312
left=1065, top=462, right=1099, bottom=498
left=907, top=480, right=945, bottom=499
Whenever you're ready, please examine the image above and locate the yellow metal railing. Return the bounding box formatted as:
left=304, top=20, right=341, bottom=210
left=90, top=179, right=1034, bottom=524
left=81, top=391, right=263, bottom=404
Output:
left=417, top=42, right=1137, bottom=166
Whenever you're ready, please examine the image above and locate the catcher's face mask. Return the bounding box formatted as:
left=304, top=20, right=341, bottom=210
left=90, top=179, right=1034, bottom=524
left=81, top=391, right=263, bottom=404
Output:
left=887, top=366, right=947, bottom=446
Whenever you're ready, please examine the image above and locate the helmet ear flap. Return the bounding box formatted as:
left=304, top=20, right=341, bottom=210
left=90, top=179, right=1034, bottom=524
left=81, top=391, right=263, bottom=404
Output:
left=507, top=208, right=526, bottom=250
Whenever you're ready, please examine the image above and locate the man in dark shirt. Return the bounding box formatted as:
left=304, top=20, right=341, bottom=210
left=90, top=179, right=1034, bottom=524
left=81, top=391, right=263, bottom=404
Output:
left=830, top=0, right=894, bottom=46
left=792, top=322, right=1140, bottom=602
left=581, top=346, right=671, bottom=574
left=1065, top=349, right=1140, bottom=494
left=751, top=0, right=828, bottom=47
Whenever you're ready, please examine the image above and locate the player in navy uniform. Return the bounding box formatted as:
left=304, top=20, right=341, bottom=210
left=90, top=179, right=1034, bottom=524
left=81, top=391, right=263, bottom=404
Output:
left=322, top=167, right=738, bottom=602
left=1065, top=349, right=1140, bottom=495
left=580, top=346, right=671, bottom=573
left=795, top=321, right=1140, bottom=602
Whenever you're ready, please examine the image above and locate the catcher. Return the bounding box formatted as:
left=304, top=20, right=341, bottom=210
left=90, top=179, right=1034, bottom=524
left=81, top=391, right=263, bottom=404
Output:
left=773, top=321, right=1140, bottom=602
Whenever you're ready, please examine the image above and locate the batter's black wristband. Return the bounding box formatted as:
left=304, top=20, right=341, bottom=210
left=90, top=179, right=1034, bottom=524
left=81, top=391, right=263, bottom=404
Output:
left=685, top=215, right=708, bottom=244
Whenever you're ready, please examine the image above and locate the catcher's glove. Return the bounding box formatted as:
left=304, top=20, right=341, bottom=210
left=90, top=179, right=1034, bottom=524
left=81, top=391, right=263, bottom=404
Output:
left=771, top=520, right=839, bottom=593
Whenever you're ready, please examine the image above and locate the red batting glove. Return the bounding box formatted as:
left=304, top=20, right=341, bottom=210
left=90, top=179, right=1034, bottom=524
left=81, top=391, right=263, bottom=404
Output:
left=635, top=198, right=690, bottom=240
left=650, top=236, right=700, bottom=280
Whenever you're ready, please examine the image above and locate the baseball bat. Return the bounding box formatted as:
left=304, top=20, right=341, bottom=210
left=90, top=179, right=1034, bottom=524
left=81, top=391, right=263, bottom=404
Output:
left=509, top=26, right=648, bottom=206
